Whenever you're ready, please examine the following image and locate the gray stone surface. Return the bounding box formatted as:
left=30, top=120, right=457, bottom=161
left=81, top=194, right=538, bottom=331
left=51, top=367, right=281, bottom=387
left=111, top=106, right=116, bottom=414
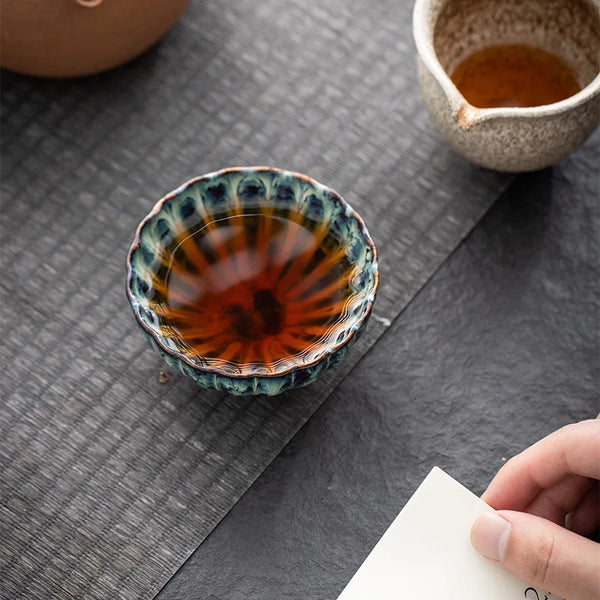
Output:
left=0, top=0, right=514, bottom=598
left=157, top=132, right=599, bottom=599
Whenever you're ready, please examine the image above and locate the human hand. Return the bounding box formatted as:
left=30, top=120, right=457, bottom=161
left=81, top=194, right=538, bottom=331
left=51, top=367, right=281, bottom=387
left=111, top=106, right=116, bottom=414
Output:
left=470, top=419, right=600, bottom=600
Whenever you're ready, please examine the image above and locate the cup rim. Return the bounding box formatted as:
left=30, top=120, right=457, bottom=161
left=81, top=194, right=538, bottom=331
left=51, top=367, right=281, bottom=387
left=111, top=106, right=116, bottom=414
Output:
left=413, top=0, right=600, bottom=124
left=126, top=166, right=380, bottom=380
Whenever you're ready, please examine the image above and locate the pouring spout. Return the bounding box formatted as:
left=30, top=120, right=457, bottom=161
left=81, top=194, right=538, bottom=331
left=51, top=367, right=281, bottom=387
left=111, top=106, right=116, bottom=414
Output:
left=454, top=103, right=481, bottom=130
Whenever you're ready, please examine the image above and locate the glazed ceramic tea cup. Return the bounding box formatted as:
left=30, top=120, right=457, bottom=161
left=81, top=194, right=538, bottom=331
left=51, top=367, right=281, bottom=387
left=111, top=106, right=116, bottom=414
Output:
left=126, top=167, right=378, bottom=396
left=413, top=0, right=600, bottom=172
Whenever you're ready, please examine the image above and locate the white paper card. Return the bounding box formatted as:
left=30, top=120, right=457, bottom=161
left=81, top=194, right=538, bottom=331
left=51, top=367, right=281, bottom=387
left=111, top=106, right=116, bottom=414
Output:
left=337, top=467, right=563, bottom=600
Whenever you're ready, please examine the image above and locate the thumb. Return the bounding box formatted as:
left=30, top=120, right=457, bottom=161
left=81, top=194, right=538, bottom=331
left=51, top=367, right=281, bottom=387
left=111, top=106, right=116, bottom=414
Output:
left=471, top=510, right=600, bottom=600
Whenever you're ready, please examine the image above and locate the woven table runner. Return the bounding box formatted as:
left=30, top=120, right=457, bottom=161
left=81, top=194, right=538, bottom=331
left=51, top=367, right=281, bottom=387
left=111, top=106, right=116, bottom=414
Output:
left=0, top=0, right=511, bottom=598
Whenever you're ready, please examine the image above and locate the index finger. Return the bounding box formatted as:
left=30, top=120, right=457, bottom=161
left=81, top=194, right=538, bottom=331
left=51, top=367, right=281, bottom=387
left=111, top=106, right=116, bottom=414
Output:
left=481, top=419, right=600, bottom=510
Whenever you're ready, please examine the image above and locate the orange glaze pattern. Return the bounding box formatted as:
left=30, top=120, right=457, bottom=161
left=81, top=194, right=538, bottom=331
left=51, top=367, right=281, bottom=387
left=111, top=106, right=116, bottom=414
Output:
left=151, top=212, right=358, bottom=372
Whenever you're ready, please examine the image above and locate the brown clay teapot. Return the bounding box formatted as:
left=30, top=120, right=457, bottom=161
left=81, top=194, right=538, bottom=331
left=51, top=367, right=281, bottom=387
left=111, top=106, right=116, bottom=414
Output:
left=1, top=0, right=191, bottom=78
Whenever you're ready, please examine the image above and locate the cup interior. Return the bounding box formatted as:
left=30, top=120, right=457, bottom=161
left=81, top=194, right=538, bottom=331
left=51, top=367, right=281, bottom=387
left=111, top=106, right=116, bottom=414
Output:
left=431, top=0, right=600, bottom=89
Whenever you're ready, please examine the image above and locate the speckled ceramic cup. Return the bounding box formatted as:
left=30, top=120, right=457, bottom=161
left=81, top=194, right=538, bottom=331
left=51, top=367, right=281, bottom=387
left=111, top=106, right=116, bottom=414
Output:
left=126, top=167, right=379, bottom=396
left=413, top=0, right=600, bottom=172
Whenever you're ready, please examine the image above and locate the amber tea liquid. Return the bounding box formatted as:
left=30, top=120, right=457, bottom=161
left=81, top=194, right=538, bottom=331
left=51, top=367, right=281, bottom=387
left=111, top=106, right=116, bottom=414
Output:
left=451, top=44, right=581, bottom=108
left=152, top=213, right=357, bottom=370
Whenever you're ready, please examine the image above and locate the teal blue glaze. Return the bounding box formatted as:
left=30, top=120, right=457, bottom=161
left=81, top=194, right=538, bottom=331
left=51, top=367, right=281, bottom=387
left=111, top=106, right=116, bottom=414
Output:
left=126, top=167, right=379, bottom=396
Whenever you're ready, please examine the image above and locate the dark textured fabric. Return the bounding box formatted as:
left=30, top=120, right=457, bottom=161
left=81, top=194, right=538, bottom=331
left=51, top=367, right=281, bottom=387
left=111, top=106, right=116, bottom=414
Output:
left=1, top=0, right=511, bottom=598
left=157, top=135, right=600, bottom=600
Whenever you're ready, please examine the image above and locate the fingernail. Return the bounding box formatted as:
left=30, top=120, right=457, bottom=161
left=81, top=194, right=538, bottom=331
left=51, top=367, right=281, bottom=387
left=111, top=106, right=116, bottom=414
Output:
left=471, top=513, right=511, bottom=563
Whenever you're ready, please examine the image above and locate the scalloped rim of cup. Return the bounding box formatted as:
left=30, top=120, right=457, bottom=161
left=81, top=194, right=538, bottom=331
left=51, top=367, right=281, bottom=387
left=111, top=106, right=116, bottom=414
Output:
left=413, top=0, right=600, bottom=125
left=126, top=166, right=380, bottom=379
